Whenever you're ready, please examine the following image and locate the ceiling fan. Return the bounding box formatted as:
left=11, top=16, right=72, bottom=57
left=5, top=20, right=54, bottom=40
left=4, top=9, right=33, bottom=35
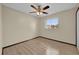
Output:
left=29, top=5, right=49, bottom=16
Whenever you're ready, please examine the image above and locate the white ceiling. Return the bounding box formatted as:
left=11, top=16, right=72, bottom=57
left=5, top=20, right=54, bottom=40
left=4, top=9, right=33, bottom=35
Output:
left=2, top=3, right=78, bottom=17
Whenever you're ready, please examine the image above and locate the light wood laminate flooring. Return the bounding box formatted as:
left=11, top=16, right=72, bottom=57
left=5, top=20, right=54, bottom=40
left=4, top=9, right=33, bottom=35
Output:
left=3, top=37, right=79, bottom=55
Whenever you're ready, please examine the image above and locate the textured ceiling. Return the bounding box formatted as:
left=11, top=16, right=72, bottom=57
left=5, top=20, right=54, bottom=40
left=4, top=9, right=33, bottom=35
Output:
left=2, top=3, right=78, bottom=17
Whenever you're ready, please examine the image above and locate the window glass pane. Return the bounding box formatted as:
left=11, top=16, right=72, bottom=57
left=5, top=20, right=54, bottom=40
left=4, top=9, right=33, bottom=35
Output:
left=47, top=18, right=59, bottom=25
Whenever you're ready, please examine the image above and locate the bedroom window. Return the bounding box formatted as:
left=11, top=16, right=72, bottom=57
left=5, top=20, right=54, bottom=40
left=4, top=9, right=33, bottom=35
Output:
left=45, top=18, right=59, bottom=29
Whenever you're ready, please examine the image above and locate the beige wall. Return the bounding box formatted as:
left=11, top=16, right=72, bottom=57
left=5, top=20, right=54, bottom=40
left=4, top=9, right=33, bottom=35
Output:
left=40, top=8, right=77, bottom=44
left=2, top=6, right=38, bottom=47
left=0, top=4, right=2, bottom=54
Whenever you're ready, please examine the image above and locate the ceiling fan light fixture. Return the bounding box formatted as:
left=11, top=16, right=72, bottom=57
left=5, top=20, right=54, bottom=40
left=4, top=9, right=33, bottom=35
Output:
left=30, top=5, right=49, bottom=16
left=37, top=12, right=40, bottom=15
left=36, top=12, right=43, bottom=15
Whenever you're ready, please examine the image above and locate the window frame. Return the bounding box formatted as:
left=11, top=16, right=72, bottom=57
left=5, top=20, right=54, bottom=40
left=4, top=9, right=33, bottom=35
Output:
left=45, top=17, right=59, bottom=29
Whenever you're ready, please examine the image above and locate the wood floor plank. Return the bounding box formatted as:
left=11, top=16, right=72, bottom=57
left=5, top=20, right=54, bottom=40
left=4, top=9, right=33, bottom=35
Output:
left=3, top=37, right=79, bottom=55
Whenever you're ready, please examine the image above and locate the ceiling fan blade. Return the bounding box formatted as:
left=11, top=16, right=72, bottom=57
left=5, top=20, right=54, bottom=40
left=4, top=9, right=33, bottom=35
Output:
left=29, top=12, right=36, bottom=13
left=43, top=6, right=49, bottom=10
left=30, top=5, right=37, bottom=10
left=42, top=12, right=48, bottom=14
